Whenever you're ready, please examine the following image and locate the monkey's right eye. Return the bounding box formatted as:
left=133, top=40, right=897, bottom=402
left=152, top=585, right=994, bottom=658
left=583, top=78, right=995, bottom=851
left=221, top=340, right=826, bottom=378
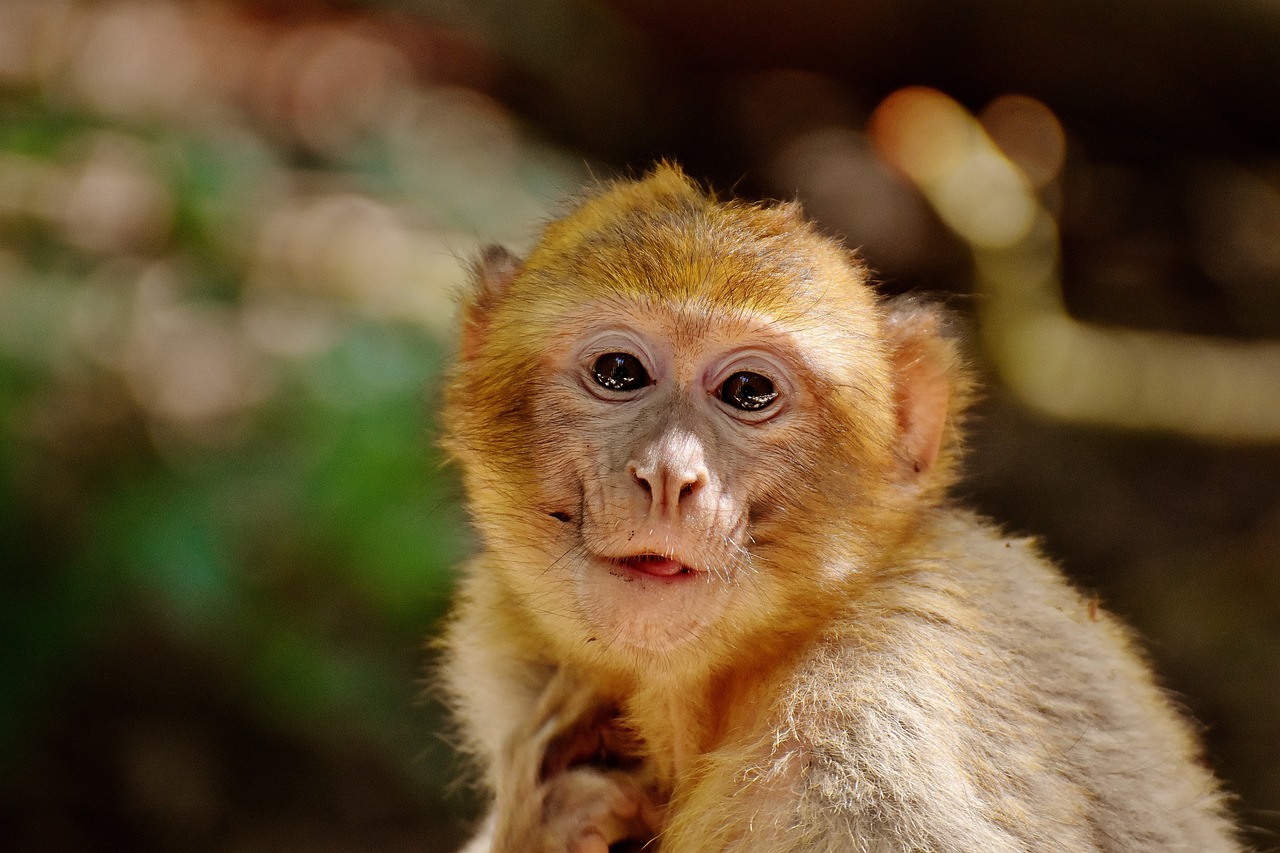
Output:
left=591, top=352, right=651, bottom=392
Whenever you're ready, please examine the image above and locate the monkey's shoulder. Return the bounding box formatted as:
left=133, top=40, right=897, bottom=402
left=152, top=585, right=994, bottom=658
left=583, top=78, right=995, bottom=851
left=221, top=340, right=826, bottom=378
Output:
left=851, top=509, right=1116, bottom=649
left=751, top=509, right=1238, bottom=852
left=813, top=509, right=1169, bottom=724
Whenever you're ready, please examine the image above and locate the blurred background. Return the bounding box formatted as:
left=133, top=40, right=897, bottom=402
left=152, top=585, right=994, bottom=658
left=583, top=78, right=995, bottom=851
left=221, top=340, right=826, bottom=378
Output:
left=0, top=0, right=1276, bottom=850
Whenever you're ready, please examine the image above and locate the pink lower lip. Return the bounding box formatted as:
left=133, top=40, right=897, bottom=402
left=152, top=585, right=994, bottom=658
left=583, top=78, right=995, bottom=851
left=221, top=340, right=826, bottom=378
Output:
left=614, top=555, right=695, bottom=578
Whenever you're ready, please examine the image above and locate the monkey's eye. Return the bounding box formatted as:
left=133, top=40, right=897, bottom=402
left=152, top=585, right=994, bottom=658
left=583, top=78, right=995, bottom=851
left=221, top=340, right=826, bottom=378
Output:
left=591, top=352, right=651, bottom=392
left=719, top=371, right=778, bottom=412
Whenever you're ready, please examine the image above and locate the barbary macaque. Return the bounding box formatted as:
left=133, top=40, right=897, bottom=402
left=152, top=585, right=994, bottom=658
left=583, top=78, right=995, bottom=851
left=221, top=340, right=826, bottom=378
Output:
left=438, top=165, right=1240, bottom=852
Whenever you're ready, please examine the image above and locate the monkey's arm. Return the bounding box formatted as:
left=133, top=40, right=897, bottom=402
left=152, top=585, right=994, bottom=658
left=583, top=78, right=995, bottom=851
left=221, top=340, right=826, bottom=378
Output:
left=438, top=565, right=553, bottom=778
left=441, top=566, right=662, bottom=853
left=488, top=669, right=661, bottom=853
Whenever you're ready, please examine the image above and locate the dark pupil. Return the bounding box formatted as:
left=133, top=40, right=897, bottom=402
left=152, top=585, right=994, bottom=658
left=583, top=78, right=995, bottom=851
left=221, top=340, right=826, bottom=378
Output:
left=592, top=352, right=649, bottom=391
left=720, top=372, right=777, bottom=411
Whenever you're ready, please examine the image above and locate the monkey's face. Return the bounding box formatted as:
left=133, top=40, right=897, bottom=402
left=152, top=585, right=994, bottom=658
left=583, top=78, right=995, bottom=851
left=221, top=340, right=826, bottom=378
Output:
left=467, top=286, right=903, bottom=680
left=529, top=297, right=819, bottom=659
left=445, top=168, right=942, bottom=681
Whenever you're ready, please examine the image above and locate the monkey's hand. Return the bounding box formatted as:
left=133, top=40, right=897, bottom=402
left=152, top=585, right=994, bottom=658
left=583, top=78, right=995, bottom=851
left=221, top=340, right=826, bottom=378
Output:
left=490, top=670, right=663, bottom=853
left=530, top=766, right=658, bottom=853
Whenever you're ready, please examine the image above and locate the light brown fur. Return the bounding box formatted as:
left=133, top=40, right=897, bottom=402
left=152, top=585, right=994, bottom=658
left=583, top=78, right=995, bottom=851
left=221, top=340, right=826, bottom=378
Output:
left=438, top=165, right=1240, bottom=852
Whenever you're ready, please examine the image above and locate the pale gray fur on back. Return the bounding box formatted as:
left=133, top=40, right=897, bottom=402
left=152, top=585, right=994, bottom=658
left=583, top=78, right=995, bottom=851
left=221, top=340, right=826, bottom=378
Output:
left=744, top=510, right=1239, bottom=853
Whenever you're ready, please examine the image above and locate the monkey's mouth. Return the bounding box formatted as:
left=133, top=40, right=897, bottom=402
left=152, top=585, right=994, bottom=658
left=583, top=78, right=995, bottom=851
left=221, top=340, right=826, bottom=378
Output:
left=608, top=553, right=697, bottom=580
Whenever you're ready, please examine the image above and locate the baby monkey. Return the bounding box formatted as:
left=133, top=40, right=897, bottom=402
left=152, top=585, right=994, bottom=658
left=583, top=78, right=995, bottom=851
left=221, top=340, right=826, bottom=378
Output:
left=439, top=166, right=1240, bottom=852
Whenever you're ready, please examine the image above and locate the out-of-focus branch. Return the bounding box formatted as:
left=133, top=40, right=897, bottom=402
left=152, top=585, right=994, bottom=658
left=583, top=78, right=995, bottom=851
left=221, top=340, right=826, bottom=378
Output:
left=871, top=87, right=1280, bottom=442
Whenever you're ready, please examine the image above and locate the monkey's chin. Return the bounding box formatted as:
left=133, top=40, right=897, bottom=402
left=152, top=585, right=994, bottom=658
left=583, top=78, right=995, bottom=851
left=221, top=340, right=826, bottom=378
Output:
left=575, top=556, right=729, bottom=657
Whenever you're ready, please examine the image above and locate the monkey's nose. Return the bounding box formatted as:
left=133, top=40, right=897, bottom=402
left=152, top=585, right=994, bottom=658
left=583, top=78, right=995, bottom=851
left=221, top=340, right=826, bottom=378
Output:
left=628, top=459, right=707, bottom=515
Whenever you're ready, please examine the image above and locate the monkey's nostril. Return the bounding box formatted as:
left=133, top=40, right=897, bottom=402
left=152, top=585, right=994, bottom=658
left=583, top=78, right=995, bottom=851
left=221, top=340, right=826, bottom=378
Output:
left=679, top=482, right=694, bottom=500
left=627, top=462, right=652, bottom=498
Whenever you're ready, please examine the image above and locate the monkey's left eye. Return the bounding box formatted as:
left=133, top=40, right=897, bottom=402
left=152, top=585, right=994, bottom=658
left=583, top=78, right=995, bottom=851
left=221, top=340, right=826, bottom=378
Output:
left=719, top=371, right=778, bottom=412
left=591, top=352, right=651, bottom=392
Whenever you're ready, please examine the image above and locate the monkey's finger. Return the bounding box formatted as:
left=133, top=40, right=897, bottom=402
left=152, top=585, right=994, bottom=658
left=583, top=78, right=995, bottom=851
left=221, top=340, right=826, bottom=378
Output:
left=567, top=831, right=609, bottom=853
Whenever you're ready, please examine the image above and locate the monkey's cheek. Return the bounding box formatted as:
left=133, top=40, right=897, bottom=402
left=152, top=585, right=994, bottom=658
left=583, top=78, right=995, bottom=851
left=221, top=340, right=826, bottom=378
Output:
left=574, top=559, right=730, bottom=654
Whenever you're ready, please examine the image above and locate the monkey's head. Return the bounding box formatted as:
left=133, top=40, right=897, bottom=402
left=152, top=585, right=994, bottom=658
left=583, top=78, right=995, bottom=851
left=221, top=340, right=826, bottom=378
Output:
left=444, top=165, right=970, bottom=683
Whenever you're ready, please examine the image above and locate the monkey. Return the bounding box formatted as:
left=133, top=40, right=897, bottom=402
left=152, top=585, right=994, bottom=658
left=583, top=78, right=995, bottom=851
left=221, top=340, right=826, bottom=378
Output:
left=437, top=164, right=1242, bottom=852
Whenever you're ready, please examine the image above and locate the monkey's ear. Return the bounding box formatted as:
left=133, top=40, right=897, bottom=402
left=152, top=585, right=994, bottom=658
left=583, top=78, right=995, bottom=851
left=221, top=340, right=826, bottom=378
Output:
left=885, top=302, right=968, bottom=483
left=460, top=246, right=520, bottom=362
